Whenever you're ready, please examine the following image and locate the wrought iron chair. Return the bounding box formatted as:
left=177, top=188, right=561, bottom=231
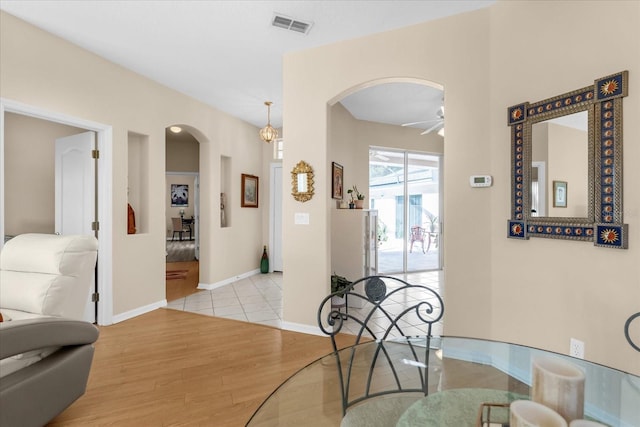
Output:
left=625, top=312, right=640, bottom=352
left=317, top=275, right=444, bottom=425
left=409, top=226, right=429, bottom=253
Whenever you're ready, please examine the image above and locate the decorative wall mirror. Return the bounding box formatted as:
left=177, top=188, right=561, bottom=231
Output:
left=507, top=71, right=629, bottom=249
left=291, top=160, right=315, bottom=202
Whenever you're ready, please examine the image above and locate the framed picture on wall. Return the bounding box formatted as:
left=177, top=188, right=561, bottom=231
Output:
left=241, top=174, right=259, bottom=208
left=553, top=180, right=567, bottom=208
left=171, top=184, right=189, bottom=207
left=332, top=162, right=343, bottom=200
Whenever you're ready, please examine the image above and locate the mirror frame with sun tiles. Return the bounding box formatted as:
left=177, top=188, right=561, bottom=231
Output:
left=507, top=71, right=629, bottom=249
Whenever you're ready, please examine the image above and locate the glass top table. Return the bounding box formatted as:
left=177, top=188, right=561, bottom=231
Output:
left=246, top=336, right=640, bottom=427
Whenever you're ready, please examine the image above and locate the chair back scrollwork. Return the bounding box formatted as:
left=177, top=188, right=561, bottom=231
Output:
left=317, top=275, right=444, bottom=416
left=625, top=312, right=640, bottom=352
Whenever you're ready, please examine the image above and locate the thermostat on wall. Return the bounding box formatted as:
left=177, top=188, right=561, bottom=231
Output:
left=470, top=175, right=492, bottom=187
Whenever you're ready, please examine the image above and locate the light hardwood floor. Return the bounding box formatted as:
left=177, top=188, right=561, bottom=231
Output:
left=166, top=261, right=200, bottom=302
left=48, top=308, right=356, bottom=427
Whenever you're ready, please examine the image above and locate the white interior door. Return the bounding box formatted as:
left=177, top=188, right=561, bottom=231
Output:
left=55, top=131, right=97, bottom=322
left=194, top=174, right=200, bottom=260
left=55, top=131, right=96, bottom=235
left=271, top=164, right=283, bottom=271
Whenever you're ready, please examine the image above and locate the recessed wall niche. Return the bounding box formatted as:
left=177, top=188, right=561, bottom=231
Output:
left=221, top=155, right=231, bottom=227
left=127, top=131, right=149, bottom=234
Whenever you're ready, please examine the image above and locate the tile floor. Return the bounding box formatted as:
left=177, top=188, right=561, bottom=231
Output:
left=165, top=270, right=443, bottom=333
left=166, top=273, right=283, bottom=328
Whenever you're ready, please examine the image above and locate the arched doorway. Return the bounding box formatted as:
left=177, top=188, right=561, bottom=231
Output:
left=328, top=78, right=444, bottom=275
left=165, top=125, right=201, bottom=301
left=326, top=78, right=445, bottom=334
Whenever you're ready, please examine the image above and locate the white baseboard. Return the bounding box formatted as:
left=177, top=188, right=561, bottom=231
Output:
left=111, top=299, right=167, bottom=324
left=281, top=321, right=326, bottom=337
left=197, top=269, right=261, bottom=290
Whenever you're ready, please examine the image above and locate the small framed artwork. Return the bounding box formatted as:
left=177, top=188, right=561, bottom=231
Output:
left=332, top=162, right=343, bottom=200
left=171, top=184, right=189, bottom=207
left=553, top=181, right=567, bottom=208
left=241, top=174, right=259, bottom=208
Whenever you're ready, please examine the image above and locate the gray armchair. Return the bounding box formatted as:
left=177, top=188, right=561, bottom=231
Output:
left=0, top=318, right=99, bottom=427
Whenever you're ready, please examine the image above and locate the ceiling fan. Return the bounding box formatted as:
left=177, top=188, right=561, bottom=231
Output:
left=401, top=105, right=444, bottom=136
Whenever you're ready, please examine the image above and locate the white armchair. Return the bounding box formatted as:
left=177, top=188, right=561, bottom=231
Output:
left=0, top=233, right=100, bottom=427
left=0, top=233, right=98, bottom=321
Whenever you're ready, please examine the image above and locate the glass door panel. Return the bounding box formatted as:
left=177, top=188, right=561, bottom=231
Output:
left=407, top=152, right=441, bottom=271
left=371, top=149, right=442, bottom=274
left=370, top=149, right=405, bottom=273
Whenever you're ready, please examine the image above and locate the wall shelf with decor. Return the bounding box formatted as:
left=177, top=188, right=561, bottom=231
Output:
left=127, top=131, right=149, bottom=234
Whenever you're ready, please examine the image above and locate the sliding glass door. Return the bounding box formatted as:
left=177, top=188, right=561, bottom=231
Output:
left=370, top=148, right=442, bottom=274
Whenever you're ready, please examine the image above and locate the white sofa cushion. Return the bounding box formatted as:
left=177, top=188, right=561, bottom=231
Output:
left=0, top=234, right=98, bottom=320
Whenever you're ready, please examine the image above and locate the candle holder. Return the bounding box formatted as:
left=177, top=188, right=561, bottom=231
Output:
left=510, top=400, right=567, bottom=427
left=532, top=357, right=585, bottom=423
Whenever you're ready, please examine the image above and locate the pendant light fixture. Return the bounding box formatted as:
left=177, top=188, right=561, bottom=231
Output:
left=259, top=101, right=278, bottom=143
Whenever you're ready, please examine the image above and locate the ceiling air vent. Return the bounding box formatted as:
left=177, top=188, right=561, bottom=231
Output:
left=272, top=13, right=313, bottom=35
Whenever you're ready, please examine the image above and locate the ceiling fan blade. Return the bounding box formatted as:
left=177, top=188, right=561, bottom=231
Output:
left=401, top=119, right=440, bottom=127
left=420, top=121, right=444, bottom=135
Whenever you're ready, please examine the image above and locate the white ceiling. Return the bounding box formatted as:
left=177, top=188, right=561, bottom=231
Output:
left=0, top=0, right=494, bottom=130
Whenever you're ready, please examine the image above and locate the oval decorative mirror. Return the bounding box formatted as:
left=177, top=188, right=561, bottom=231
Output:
left=507, top=71, right=629, bottom=249
left=291, top=160, right=314, bottom=202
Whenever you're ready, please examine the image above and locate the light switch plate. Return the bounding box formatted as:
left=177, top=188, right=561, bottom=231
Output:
left=294, top=213, right=309, bottom=225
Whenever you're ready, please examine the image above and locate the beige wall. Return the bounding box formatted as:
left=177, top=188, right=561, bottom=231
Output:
left=284, top=0, right=640, bottom=375
left=328, top=103, right=359, bottom=207
left=1, top=11, right=267, bottom=316
left=4, top=113, right=85, bottom=236
left=166, top=131, right=199, bottom=172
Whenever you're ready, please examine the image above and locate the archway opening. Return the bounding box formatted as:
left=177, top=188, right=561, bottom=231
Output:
left=329, top=78, right=444, bottom=273
left=327, top=78, right=445, bottom=334
left=165, top=125, right=201, bottom=302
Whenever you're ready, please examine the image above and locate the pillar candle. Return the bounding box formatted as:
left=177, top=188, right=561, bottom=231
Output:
left=532, top=357, right=585, bottom=423
left=510, top=400, right=568, bottom=427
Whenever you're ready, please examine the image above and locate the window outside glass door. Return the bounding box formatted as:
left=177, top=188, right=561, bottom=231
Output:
left=370, top=149, right=442, bottom=274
